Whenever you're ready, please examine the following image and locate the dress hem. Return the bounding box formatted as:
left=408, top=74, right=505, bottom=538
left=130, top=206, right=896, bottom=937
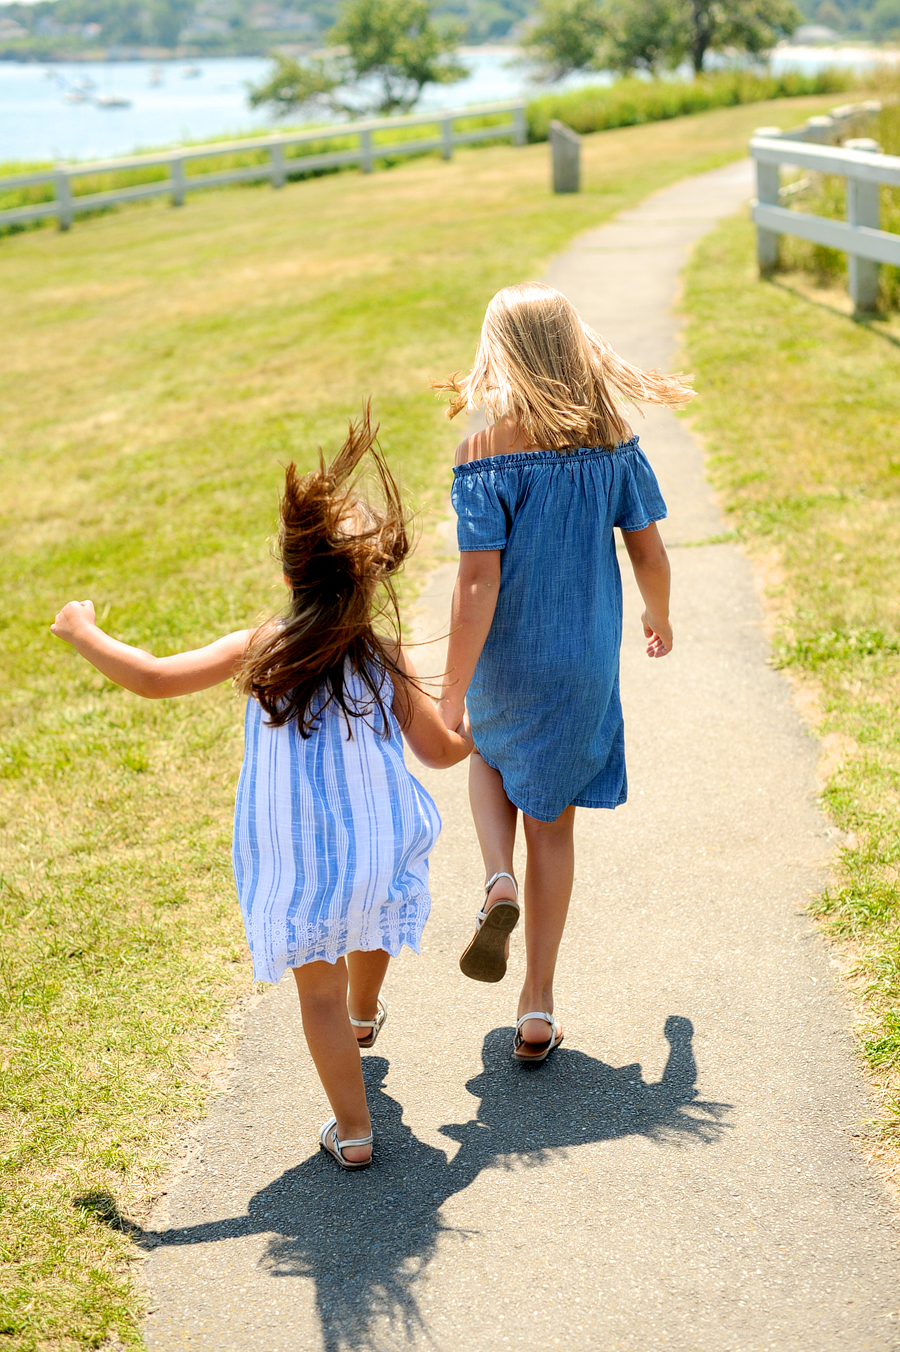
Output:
left=477, top=749, right=626, bottom=823
left=250, top=919, right=428, bottom=985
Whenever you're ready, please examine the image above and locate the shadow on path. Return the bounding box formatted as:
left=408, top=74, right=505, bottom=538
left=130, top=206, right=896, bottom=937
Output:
left=127, top=1016, right=730, bottom=1352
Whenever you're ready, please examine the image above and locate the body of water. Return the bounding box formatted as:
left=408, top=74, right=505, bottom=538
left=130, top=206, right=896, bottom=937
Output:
left=0, top=43, right=895, bottom=166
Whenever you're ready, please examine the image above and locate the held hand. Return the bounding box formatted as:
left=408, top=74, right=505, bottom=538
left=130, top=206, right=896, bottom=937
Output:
left=437, top=695, right=465, bottom=732
left=51, top=600, right=97, bottom=646
left=642, top=609, right=673, bottom=658
left=455, top=710, right=474, bottom=755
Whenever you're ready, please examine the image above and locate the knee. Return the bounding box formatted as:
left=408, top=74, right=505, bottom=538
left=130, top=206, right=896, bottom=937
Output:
left=293, top=960, right=346, bottom=1014
left=523, top=807, right=575, bottom=845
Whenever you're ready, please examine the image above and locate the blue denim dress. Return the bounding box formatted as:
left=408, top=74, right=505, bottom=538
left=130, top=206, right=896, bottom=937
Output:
left=451, top=436, right=667, bottom=822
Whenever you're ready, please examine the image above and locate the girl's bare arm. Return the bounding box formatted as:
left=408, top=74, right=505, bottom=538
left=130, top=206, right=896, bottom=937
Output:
left=51, top=600, right=253, bottom=697
left=391, top=647, right=473, bottom=770
left=436, top=549, right=501, bottom=730
left=620, top=522, right=672, bottom=657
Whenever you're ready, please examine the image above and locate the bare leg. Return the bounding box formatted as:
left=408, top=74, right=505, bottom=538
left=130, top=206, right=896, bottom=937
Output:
left=468, top=751, right=518, bottom=906
left=346, top=948, right=391, bottom=1041
left=291, top=960, right=372, bottom=1163
left=517, top=807, right=576, bottom=1046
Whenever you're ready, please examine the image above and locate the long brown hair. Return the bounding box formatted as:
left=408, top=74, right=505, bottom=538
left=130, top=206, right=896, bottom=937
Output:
left=236, top=406, right=412, bottom=736
left=434, top=282, right=694, bottom=450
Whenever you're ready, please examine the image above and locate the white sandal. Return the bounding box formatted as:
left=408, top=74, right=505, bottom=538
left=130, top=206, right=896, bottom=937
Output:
left=459, top=871, right=520, bottom=984
left=319, top=1116, right=374, bottom=1170
left=513, top=1010, right=564, bottom=1063
left=349, top=998, right=387, bottom=1049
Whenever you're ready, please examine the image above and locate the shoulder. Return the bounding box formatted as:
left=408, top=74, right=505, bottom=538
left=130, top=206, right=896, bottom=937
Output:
left=454, top=427, right=493, bottom=466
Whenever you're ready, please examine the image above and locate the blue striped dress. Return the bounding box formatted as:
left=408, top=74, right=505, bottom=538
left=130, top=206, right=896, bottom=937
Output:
left=232, top=667, right=441, bottom=983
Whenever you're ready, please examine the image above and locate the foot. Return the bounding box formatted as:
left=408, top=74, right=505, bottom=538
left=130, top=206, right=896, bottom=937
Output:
left=459, top=872, right=520, bottom=983
left=516, top=992, right=557, bottom=1048
left=478, top=872, right=517, bottom=964
left=348, top=998, right=386, bottom=1047
left=513, top=1009, right=564, bottom=1062
left=320, top=1117, right=373, bottom=1167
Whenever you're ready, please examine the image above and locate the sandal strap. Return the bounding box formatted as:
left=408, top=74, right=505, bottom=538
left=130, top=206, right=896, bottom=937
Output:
left=334, top=1130, right=374, bottom=1150
left=485, top=871, right=518, bottom=901
left=515, top=1010, right=557, bottom=1038
left=348, top=999, right=385, bottom=1029
left=475, top=873, right=519, bottom=928
left=321, top=1117, right=374, bottom=1160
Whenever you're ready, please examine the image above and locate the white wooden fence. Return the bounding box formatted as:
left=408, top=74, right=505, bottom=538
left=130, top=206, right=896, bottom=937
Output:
left=0, top=100, right=527, bottom=233
left=750, top=103, right=900, bottom=314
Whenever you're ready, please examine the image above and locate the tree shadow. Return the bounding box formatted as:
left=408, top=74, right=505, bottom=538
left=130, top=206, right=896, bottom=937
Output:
left=136, top=1015, right=730, bottom=1352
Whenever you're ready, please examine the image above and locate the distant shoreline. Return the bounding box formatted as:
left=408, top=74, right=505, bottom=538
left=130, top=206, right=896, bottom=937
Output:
left=1, top=39, right=897, bottom=66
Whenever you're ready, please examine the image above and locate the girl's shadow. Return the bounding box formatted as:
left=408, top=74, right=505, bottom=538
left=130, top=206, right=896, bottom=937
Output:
left=137, top=1016, right=730, bottom=1352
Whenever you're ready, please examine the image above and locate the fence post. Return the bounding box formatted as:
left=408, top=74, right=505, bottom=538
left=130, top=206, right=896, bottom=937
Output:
left=270, top=143, right=286, bottom=188
left=846, top=168, right=881, bottom=315
left=170, top=155, right=186, bottom=207
left=360, top=129, right=373, bottom=174
left=441, top=114, right=453, bottom=161
left=54, top=168, right=73, bottom=231
left=512, top=103, right=527, bottom=147
left=549, top=120, right=580, bottom=193
left=803, top=115, right=837, bottom=145
left=753, top=129, right=782, bottom=275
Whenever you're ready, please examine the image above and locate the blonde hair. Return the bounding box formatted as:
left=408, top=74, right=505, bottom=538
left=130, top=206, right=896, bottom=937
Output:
left=434, top=282, right=694, bottom=450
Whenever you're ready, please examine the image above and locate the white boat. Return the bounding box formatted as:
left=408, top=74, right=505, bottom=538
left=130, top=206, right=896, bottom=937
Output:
left=63, top=89, right=90, bottom=103
left=149, top=66, right=163, bottom=85
left=181, top=65, right=201, bottom=77
left=95, top=93, right=132, bottom=108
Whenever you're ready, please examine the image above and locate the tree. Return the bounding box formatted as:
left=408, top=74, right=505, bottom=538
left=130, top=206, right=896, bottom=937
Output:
left=520, top=0, right=608, bottom=79
left=683, top=0, right=800, bottom=73
left=521, top=0, right=800, bottom=78
left=249, top=0, right=466, bottom=118
left=603, top=0, right=688, bottom=72
left=869, top=0, right=900, bottom=37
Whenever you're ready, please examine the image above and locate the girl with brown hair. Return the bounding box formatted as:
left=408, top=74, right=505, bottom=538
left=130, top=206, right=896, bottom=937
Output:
left=435, top=283, right=688, bottom=1063
left=51, top=409, right=472, bottom=1169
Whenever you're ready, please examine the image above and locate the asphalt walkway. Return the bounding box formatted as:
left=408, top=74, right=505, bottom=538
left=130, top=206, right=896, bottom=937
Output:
left=140, top=160, right=900, bottom=1352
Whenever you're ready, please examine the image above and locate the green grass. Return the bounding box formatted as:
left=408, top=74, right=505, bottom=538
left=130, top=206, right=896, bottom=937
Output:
left=682, top=213, right=900, bottom=1175
left=0, top=93, right=865, bottom=1349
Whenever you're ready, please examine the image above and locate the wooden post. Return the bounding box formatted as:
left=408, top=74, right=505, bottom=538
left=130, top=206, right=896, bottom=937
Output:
left=270, top=143, right=286, bottom=188
left=549, top=120, right=580, bottom=193
left=512, top=103, right=527, bottom=147
left=847, top=171, right=881, bottom=314
left=753, top=131, right=782, bottom=275
left=170, top=156, right=186, bottom=207
left=360, top=129, right=373, bottom=174
left=54, top=168, right=73, bottom=231
left=441, top=115, right=453, bottom=161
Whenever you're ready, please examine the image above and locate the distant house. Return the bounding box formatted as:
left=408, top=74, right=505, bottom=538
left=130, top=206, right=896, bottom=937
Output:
left=790, top=23, right=841, bottom=42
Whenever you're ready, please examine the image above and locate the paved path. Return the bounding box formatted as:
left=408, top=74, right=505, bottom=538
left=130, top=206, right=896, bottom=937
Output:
left=140, top=161, right=900, bottom=1352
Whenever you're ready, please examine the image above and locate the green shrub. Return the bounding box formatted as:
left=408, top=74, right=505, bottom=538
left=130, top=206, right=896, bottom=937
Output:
left=525, top=68, right=855, bottom=142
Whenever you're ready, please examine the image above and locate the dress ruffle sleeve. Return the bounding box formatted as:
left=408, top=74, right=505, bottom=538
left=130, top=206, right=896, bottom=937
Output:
left=451, top=466, right=510, bottom=552
left=613, top=447, right=668, bottom=533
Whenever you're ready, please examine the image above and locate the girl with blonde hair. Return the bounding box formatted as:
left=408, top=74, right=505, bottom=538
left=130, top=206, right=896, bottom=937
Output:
left=435, top=283, right=688, bottom=1062
left=52, top=410, right=472, bottom=1168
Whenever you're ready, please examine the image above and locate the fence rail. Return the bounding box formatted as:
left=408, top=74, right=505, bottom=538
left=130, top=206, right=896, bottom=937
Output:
left=750, top=103, right=899, bottom=314
left=0, top=100, right=527, bottom=233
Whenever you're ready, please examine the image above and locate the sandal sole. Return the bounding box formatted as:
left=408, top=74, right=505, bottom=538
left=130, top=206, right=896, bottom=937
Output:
left=459, top=900, right=520, bottom=983
left=514, top=1030, right=564, bottom=1063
